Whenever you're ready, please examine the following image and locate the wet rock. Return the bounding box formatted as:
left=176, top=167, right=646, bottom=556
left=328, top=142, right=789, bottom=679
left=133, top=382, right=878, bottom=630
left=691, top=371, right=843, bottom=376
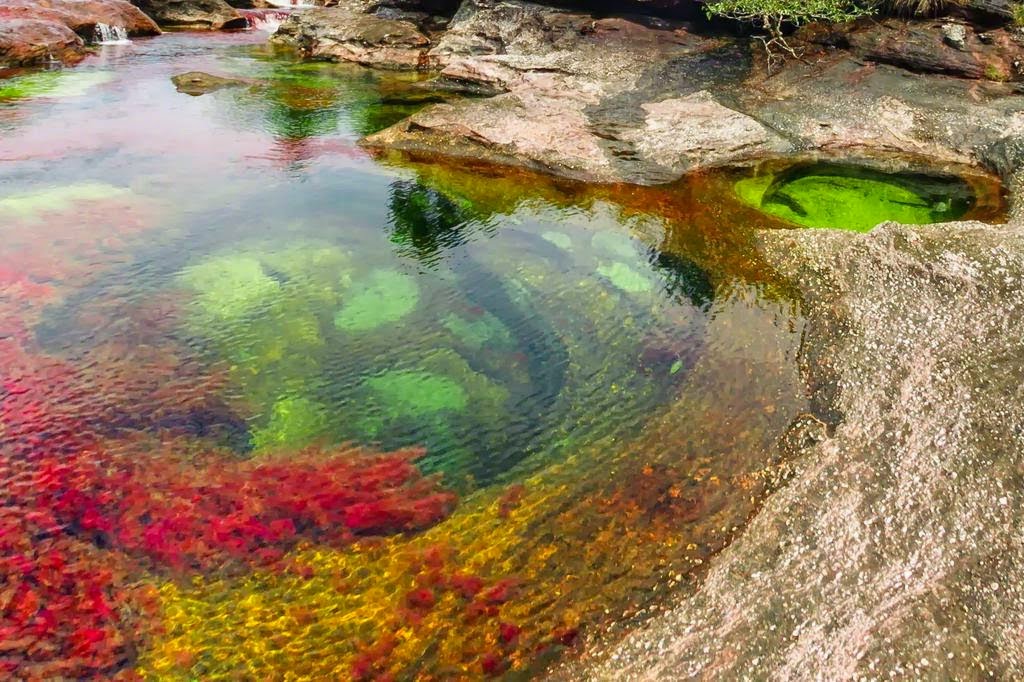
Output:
left=0, top=0, right=159, bottom=66
left=554, top=207, right=1024, bottom=680
left=129, top=0, right=246, bottom=29
left=0, top=18, right=85, bottom=67
left=171, top=70, right=250, bottom=95
left=365, top=1, right=787, bottom=182
left=272, top=6, right=432, bottom=69
left=848, top=19, right=1024, bottom=81
left=0, top=0, right=161, bottom=38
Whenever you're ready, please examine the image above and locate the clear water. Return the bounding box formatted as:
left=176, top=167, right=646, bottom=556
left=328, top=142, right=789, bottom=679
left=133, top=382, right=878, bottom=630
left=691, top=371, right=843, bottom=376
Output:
left=0, top=32, right=820, bottom=679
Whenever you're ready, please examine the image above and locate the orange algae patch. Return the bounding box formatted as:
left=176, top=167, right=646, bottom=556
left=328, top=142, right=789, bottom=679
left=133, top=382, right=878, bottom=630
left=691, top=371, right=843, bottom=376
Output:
left=139, top=350, right=801, bottom=679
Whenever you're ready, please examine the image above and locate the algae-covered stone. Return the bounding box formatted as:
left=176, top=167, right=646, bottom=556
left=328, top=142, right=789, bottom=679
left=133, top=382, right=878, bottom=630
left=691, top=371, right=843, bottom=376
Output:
left=597, top=261, right=654, bottom=294
left=365, top=371, right=469, bottom=417
left=334, top=268, right=419, bottom=332
left=0, top=183, right=130, bottom=222
left=250, top=394, right=330, bottom=452
left=180, top=255, right=282, bottom=325
left=442, top=311, right=514, bottom=350
left=178, top=244, right=355, bottom=449
left=541, top=231, right=573, bottom=251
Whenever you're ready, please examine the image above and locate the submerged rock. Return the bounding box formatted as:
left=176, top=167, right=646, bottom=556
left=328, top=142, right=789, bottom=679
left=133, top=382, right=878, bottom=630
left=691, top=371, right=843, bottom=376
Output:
left=171, top=70, right=251, bottom=96
left=129, top=0, right=246, bottom=29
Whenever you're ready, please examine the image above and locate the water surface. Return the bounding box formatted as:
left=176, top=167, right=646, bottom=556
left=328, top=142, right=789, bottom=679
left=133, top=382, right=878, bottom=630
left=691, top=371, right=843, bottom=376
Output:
left=0, top=31, right=811, bottom=678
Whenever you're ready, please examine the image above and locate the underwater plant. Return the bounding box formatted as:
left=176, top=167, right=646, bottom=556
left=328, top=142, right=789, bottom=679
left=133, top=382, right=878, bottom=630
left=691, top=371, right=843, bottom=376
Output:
left=734, top=163, right=974, bottom=231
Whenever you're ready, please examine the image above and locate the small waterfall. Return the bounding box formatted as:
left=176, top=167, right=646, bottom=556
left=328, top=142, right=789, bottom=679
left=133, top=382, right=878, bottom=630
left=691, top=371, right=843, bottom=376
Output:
left=93, top=23, right=130, bottom=45
left=240, top=9, right=293, bottom=33
left=265, top=0, right=316, bottom=8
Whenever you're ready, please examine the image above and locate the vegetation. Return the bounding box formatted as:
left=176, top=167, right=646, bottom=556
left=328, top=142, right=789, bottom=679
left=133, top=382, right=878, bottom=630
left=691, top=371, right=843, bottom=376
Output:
left=1013, top=1, right=1024, bottom=26
left=705, top=0, right=872, bottom=63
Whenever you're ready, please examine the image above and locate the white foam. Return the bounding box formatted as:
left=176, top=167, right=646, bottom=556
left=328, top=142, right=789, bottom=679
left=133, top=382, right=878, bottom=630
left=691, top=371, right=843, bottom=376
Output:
left=93, top=23, right=131, bottom=45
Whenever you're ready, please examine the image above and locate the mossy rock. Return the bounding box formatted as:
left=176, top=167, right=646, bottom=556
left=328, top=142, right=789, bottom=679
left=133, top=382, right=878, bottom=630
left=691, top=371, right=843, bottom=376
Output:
left=334, top=269, right=419, bottom=332
left=735, top=164, right=973, bottom=232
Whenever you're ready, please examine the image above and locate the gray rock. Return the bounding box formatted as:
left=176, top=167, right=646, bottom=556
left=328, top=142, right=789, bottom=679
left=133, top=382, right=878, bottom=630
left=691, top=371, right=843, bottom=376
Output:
left=941, top=22, right=967, bottom=50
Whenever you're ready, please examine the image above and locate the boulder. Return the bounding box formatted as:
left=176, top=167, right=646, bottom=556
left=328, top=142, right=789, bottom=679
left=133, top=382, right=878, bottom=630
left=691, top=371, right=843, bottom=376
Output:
left=272, top=6, right=432, bottom=69
left=0, top=17, right=85, bottom=67
left=848, top=19, right=1024, bottom=81
left=0, top=0, right=161, bottom=40
left=129, top=0, right=247, bottom=29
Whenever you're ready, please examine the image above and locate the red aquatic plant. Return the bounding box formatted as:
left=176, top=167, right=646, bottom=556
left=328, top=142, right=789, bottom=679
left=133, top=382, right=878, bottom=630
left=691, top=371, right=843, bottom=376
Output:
left=0, top=331, right=455, bottom=677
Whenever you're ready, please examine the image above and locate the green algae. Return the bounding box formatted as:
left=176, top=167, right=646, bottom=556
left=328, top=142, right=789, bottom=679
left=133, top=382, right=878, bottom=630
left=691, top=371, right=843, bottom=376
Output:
left=365, top=371, right=469, bottom=416
left=541, top=231, right=573, bottom=251
left=442, top=312, right=514, bottom=350
left=0, top=183, right=130, bottom=222
left=250, top=394, right=330, bottom=452
left=178, top=245, right=355, bottom=451
left=180, top=255, right=283, bottom=325
left=0, top=71, right=113, bottom=102
left=597, top=261, right=655, bottom=294
left=334, top=269, right=419, bottom=332
left=735, top=164, right=973, bottom=231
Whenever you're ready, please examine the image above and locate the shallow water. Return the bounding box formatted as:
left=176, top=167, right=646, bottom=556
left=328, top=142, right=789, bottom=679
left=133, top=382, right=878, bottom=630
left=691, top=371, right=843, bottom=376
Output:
left=0, top=30, right=948, bottom=679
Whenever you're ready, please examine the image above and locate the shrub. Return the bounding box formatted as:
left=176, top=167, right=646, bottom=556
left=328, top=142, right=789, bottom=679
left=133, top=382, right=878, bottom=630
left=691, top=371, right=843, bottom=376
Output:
left=705, top=0, right=872, bottom=63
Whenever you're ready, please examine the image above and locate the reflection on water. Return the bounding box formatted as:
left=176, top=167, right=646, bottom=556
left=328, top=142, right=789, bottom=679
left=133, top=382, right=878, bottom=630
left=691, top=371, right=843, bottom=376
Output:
left=0, top=33, right=809, bottom=678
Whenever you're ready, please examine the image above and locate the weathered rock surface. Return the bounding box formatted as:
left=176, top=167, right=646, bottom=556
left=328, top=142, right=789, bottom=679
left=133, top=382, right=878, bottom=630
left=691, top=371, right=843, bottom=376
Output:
left=273, top=6, right=431, bottom=69
left=357, top=3, right=1024, bottom=184
left=848, top=19, right=1024, bottom=81
left=0, top=0, right=161, bottom=37
left=0, top=0, right=159, bottom=67
left=0, top=17, right=85, bottom=67
left=553, top=200, right=1024, bottom=678
left=362, top=0, right=790, bottom=183
left=130, top=0, right=246, bottom=29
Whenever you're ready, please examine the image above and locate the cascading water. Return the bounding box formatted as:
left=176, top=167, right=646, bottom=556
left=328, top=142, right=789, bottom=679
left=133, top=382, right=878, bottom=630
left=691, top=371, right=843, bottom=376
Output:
left=93, top=23, right=130, bottom=45
left=240, top=9, right=293, bottom=33
left=265, top=0, right=316, bottom=8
